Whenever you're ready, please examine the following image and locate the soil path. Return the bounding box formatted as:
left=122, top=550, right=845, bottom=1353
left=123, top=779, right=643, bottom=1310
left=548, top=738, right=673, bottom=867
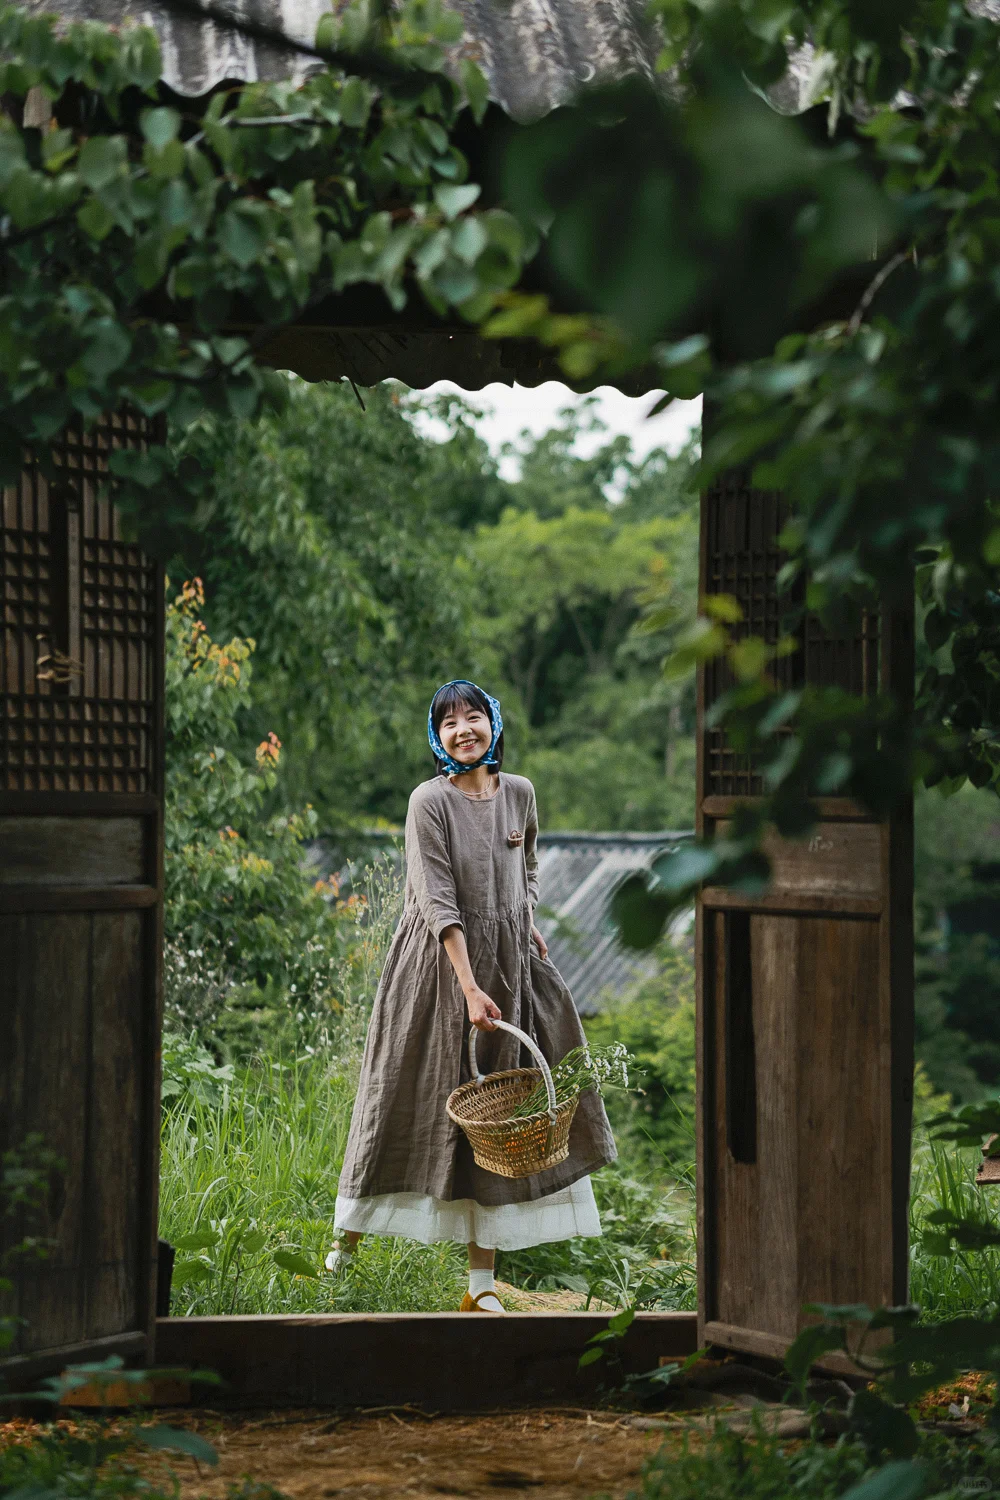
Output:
left=139, top=1409, right=677, bottom=1500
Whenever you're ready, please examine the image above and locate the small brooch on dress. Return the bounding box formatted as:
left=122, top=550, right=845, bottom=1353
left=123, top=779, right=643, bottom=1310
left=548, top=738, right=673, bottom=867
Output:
left=507, top=829, right=524, bottom=847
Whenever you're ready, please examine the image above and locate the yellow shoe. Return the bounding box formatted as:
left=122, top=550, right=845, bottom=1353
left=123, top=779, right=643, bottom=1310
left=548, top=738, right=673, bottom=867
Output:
left=459, top=1290, right=504, bottom=1312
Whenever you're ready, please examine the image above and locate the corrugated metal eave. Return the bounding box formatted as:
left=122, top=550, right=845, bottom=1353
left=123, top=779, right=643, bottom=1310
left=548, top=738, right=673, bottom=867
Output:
left=22, top=0, right=663, bottom=120
left=21, top=0, right=825, bottom=121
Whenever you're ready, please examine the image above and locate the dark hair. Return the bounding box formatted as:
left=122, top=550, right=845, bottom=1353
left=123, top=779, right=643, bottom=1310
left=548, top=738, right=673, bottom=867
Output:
left=430, top=681, right=503, bottom=776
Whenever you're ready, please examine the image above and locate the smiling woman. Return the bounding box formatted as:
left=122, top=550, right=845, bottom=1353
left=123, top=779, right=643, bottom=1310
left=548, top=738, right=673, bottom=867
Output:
left=330, top=678, right=618, bottom=1313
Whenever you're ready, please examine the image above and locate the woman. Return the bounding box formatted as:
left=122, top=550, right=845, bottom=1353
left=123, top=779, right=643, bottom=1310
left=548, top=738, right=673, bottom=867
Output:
left=330, top=679, right=616, bottom=1311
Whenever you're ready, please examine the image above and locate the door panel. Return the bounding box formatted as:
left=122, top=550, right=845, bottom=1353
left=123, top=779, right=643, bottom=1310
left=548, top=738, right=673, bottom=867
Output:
left=0, top=414, right=164, bottom=1377
left=696, top=468, right=912, bottom=1366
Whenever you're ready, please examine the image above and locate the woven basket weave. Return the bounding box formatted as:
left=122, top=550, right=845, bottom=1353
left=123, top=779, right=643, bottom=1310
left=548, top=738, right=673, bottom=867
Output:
left=446, top=1019, right=578, bottom=1179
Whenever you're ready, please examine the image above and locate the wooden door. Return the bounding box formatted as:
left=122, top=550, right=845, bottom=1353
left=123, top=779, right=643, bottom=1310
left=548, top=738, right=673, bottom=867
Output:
left=0, top=414, right=164, bottom=1380
left=696, top=471, right=913, bottom=1364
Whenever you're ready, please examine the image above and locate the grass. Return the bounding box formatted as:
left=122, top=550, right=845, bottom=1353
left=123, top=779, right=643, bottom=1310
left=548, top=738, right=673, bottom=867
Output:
left=909, top=1127, right=1000, bottom=1321
left=160, top=1037, right=469, bottom=1314
left=159, top=1035, right=697, bottom=1315
left=620, top=1420, right=1000, bottom=1500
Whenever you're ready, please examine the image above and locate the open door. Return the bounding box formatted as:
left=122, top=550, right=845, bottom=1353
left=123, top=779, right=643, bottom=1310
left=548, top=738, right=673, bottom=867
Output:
left=0, top=414, right=164, bottom=1379
left=696, top=470, right=914, bottom=1364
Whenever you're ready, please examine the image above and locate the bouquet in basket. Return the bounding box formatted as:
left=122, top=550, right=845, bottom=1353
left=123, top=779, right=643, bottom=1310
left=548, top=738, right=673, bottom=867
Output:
left=507, top=1042, right=632, bottom=1119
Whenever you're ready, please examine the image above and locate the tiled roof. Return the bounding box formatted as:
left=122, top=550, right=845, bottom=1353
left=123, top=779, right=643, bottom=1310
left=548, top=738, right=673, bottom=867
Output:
left=534, top=831, right=693, bottom=1013
left=311, top=826, right=695, bottom=1014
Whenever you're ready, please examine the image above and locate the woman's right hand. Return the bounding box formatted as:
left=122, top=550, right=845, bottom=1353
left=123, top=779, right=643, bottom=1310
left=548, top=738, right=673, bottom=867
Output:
left=466, top=986, right=501, bottom=1031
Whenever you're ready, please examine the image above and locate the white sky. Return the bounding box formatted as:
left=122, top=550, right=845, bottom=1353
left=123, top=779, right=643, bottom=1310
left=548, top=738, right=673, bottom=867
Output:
left=411, top=381, right=702, bottom=480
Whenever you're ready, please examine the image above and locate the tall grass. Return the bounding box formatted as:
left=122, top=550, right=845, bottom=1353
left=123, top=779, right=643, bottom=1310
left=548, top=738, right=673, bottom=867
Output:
left=159, top=1043, right=697, bottom=1314
left=160, top=1042, right=468, bottom=1314
left=909, top=1129, right=1000, bottom=1320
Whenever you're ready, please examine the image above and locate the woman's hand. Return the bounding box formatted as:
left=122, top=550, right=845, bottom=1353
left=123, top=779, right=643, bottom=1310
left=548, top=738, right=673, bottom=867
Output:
left=531, top=924, right=548, bottom=961
left=466, top=986, right=501, bottom=1031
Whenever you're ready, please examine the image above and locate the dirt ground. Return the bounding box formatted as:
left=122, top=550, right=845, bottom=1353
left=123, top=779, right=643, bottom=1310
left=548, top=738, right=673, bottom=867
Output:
left=138, top=1409, right=677, bottom=1500
left=5, top=1369, right=990, bottom=1500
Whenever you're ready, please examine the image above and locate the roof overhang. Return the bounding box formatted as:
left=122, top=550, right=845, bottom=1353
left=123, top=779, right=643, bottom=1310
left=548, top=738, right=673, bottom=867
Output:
left=23, top=0, right=821, bottom=392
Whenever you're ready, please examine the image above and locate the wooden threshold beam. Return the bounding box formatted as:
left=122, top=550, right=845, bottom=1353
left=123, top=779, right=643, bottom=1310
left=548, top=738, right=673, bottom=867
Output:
left=155, top=1313, right=699, bottom=1410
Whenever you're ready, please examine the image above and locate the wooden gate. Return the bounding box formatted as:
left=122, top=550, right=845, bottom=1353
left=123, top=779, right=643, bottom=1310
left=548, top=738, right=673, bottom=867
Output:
left=0, top=414, right=164, bottom=1377
left=695, top=470, right=914, bottom=1363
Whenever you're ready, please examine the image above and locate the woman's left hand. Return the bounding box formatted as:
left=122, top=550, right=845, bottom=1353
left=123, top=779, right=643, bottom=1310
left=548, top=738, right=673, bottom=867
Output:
left=531, top=924, right=548, bottom=961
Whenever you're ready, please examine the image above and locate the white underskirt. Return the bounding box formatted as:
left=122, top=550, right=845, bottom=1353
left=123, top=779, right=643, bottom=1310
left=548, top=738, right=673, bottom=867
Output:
left=333, top=1176, right=601, bottom=1251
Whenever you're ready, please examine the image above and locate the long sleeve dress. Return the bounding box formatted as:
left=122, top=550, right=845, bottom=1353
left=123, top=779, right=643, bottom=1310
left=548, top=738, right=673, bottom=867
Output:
left=334, top=772, right=617, bottom=1250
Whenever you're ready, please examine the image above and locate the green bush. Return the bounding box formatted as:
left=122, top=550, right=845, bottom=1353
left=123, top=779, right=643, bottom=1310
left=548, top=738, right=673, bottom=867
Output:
left=164, top=578, right=363, bottom=1045
left=583, top=941, right=696, bottom=1174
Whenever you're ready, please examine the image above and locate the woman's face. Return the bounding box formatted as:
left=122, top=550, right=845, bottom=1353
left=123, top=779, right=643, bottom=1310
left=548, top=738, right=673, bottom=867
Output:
left=437, top=699, right=492, bottom=765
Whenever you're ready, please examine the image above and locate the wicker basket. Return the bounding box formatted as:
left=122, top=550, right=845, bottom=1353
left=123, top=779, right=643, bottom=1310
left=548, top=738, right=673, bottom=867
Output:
left=446, top=1019, right=578, bottom=1179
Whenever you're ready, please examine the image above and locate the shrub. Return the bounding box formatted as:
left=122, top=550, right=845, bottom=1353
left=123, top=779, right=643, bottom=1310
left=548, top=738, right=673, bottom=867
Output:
left=583, top=940, right=696, bottom=1174
left=164, top=579, right=363, bottom=1043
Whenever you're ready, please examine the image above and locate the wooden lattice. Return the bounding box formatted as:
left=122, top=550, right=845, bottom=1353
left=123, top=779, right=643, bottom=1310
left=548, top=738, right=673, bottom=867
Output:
left=1, top=413, right=161, bottom=794
left=703, top=468, right=879, bottom=798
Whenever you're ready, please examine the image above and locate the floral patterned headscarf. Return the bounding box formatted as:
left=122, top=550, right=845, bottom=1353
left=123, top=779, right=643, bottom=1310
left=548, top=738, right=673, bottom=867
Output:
left=427, top=680, right=503, bottom=776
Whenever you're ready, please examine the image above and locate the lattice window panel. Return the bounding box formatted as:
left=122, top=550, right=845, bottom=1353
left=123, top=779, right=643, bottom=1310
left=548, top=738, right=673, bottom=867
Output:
left=703, top=469, right=879, bottom=799
left=1, top=413, right=161, bottom=793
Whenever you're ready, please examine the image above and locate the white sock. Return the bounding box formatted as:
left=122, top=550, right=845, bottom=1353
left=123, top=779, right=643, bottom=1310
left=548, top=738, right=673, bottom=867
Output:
left=325, top=1239, right=355, bottom=1272
left=468, top=1269, right=502, bottom=1309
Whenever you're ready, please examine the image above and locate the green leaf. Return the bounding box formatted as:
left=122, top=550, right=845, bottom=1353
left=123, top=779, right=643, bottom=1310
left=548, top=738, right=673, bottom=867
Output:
left=578, top=1346, right=605, bottom=1368
left=839, top=1462, right=929, bottom=1500
left=241, top=1230, right=267, bottom=1255
left=651, top=843, right=721, bottom=894
left=170, top=1228, right=220, bottom=1252
left=41, top=127, right=75, bottom=174
left=272, top=1249, right=318, bottom=1278
left=434, top=183, right=480, bottom=221
left=783, top=1320, right=847, bottom=1397
left=919, top=1230, right=953, bottom=1257
left=77, top=197, right=114, bottom=241
left=172, top=1258, right=213, bottom=1285
left=78, top=136, right=127, bottom=191
left=137, top=1425, right=218, bottom=1466
left=145, top=139, right=185, bottom=180
left=339, top=77, right=372, bottom=130
left=460, top=59, right=489, bottom=124
left=80, top=318, right=131, bottom=380
left=608, top=1307, right=635, bottom=1336
left=450, top=216, right=488, bottom=265
left=609, top=872, right=672, bottom=950
left=219, top=207, right=266, bottom=268
left=141, top=107, right=180, bottom=150
left=848, top=1388, right=919, bottom=1460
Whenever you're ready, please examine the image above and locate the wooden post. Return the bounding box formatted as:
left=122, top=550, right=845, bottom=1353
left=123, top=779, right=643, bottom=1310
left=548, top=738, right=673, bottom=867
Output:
left=0, top=413, right=165, bottom=1377
left=695, top=469, right=914, bottom=1368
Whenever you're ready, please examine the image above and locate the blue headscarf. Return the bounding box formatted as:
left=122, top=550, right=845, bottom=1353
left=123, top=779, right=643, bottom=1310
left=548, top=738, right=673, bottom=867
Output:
left=428, top=679, right=503, bottom=776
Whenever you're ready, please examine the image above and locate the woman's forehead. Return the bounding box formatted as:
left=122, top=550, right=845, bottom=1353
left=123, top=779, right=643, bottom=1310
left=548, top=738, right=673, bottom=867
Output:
left=440, top=696, right=484, bottom=717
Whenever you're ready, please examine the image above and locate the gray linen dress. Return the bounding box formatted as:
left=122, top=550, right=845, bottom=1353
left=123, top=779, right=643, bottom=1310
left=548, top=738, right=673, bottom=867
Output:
left=337, top=772, right=617, bottom=1208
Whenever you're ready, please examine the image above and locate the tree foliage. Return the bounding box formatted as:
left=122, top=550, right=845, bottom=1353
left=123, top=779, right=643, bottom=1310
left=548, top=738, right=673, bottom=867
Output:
left=180, top=381, right=700, bottom=834
left=484, top=0, right=1000, bottom=935
left=164, top=577, right=358, bottom=1003
left=173, top=381, right=477, bottom=827
left=0, top=0, right=528, bottom=545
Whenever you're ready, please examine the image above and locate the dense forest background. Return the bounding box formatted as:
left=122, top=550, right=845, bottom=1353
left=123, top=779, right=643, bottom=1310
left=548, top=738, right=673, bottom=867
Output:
left=169, top=376, right=1000, bottom=1104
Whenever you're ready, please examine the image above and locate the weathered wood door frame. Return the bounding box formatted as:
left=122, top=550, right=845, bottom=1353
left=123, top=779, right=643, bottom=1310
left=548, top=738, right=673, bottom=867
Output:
left=0, top=416, right=165, bottom=1381
left=694, top=471, right=914, bottom=1366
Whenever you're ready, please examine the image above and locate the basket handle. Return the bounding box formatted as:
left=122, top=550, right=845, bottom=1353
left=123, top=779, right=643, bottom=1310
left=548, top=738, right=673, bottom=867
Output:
left=468, top=1018, right=558, bottom=1119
